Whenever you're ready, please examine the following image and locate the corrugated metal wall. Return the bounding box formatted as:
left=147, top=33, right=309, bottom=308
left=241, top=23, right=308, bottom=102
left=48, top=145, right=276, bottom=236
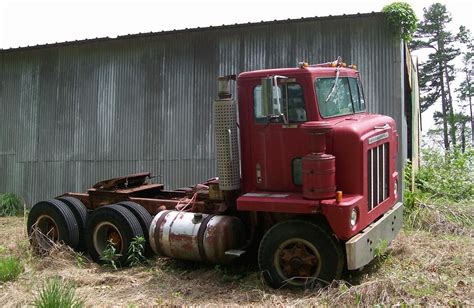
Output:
left=0, top=13, right=406, bottom=205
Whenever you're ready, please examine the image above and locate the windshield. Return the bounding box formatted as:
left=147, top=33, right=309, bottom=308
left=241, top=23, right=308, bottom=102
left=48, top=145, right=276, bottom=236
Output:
left=315, top=77, right=366, bottom=118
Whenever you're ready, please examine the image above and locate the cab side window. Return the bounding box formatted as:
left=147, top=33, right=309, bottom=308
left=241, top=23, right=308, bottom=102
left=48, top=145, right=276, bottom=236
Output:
left=349, top=78, right=365, bottom=112
left=254, top=83, right=307, bottom=124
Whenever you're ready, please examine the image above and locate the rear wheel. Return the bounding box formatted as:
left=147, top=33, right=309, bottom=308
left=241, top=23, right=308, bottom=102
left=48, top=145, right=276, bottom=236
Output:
left=116, top=201, right=153, bottom=257
left=86, top=204, right=144, bottom=266
left=57, top=196, right=88, bottom=251
left=258, top=220, right=343, bottom=289
left=27, top=199, right=80, bottom=252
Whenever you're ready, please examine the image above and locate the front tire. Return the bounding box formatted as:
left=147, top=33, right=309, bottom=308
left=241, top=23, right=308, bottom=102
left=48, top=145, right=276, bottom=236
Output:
left=258, top=220, right=343, bottom=289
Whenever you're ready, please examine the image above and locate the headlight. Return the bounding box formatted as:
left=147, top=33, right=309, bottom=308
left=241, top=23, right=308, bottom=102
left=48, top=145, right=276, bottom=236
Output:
left=350, top=208, right=358, bottom=227
left=394, top=180, right=398, bottom=196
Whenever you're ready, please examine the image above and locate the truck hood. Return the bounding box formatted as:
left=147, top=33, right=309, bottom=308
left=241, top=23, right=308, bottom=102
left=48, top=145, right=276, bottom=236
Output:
left=329, top=114, right=397, bottom=140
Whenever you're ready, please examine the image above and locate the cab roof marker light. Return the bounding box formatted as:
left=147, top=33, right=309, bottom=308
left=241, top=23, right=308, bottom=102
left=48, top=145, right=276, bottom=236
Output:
left=297, top=62, right=309, bottom=68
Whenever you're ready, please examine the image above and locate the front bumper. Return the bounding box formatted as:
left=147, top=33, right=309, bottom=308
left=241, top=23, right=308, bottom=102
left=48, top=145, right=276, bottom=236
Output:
left=345, top=202, right=403, bottom=270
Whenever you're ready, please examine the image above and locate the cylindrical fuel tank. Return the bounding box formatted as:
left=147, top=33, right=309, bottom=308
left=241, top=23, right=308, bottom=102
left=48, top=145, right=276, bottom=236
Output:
left=149, top=210, right=245, bottom=264
left=302, top=152, right=336, bottom=200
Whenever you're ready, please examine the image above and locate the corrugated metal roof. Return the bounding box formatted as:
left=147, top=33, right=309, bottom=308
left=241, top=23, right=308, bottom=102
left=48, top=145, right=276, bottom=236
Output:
left=0, top=12, right=383, bottom=52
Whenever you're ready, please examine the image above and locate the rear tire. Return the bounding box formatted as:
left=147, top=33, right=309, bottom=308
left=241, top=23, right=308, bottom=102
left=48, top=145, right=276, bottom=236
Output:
left=116, top=201, right=153, bottom=257
left=27, top=199, right=80, bottom=251
left=258, top=220, right=343, bottom=289
left=57, top=196, right=88, bottom=251
left=86, top=204, right=144, bottom=266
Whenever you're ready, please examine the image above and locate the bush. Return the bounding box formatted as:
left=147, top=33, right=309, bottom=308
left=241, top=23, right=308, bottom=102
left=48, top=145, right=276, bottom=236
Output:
left=0, top=256, right=23, bottom=282
left=0, top=193, right=22, bottom=216
left=415, top=148, right=474, bottom=201
left=33, top=277, right=83, bottom=308
left=403, top=148, right=474, bottom=235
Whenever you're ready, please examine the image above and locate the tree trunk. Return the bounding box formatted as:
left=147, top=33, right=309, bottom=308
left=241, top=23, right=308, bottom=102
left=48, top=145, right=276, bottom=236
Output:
left=444, top=64, right=457, bottom=148
left=439, top=67, right=450, bottom=151
left=468, top=69, right=474, bottom=147
left=461, top=121, right=466, bottom=153
left=470, top=94, right=473, bottom=147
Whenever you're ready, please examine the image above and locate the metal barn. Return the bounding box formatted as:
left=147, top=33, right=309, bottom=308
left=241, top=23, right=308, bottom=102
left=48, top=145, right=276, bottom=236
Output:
left=0, top=12, right=420, bottom=205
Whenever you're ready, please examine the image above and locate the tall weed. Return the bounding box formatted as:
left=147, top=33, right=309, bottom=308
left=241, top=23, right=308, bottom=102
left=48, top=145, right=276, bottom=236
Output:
left=0, top=193, right=22, bottom=216
left=127, top=236, right=146, bottom=266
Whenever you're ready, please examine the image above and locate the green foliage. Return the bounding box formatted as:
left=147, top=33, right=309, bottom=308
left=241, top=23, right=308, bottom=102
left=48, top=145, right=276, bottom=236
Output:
left=100, top=239, right=122, bottom=270
left=0, top=193, right=22, bottom=216
left=127, top=236, right=146, bottom=266
left=403, top=149, right=474, bottom=234
left=416, top=148, right=474, bottom=201
left=382, top=2, right=417, bottom=41
left=75, top=252, right=87, bottom=269
left=33, top=277, right=84, bottom=308
left=374, top=239, right=389, bottom=260
left=0, top=256, right=23, bottom=282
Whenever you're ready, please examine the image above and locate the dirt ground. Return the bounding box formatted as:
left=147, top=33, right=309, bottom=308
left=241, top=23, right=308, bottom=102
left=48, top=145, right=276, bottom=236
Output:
left=0, top=216, right=472, bottom=306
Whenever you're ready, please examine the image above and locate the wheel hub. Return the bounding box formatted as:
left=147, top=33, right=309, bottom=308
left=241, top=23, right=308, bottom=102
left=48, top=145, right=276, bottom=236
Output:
left=277, top=240, right=321, bottom=280
left=93, top=222, right=124, bottom=255
left=290, top=257, right=303, bottom=269
left=107, top=229, right=122, bottom=249
left=36, top=215, right=59, bottom=242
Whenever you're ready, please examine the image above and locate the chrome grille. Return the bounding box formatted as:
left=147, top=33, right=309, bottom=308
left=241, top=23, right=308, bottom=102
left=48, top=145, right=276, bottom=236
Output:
left=367, top=143, right=389, bottom=210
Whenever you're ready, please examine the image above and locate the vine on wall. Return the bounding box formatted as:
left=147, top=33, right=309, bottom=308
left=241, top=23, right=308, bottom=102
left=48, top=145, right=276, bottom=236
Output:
left=382, top=2, right=418, bottom=42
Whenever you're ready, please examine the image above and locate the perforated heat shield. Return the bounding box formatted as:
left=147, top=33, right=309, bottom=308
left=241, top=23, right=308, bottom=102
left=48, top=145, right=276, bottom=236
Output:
left=213, top=98, right=240, bottom=191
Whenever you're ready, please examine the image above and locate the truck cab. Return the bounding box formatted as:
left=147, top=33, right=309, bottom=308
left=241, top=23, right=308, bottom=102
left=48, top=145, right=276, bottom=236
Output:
left=231, top=61, right=403, bottom=288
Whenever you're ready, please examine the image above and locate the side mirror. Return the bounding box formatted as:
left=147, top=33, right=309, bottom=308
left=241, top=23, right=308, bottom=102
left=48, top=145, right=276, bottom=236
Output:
left=261, top=77, right=276, bottom=116
left=260, top=76, right=288, bottom=124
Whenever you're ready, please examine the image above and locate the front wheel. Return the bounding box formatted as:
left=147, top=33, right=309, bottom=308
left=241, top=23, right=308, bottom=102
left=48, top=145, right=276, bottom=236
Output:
left=258, top=220, right=343, bottom=289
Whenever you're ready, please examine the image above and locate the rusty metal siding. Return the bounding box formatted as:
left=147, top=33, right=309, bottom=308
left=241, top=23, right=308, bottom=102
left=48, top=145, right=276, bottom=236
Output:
left=0, top=13, right=406, bottom=205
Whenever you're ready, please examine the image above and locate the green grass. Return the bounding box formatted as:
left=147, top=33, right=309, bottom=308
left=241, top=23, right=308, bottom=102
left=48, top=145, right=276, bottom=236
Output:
left=33, top=277, right=84, bottom=308
left=0, top=255, right=23, bottom=282
left=0, top=193, right=22, bottom=217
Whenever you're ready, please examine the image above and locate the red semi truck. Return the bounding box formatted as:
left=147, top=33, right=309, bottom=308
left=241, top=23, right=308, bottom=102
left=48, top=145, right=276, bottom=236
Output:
left=27, top=58, right=403, bottom=289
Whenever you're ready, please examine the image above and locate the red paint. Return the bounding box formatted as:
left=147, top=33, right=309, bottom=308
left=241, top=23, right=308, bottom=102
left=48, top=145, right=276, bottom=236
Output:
left=235, top=66, right=399, bottom=240
left=237, top=192, right=320, bottom=213
left=302, top=153, right=336, bottom=200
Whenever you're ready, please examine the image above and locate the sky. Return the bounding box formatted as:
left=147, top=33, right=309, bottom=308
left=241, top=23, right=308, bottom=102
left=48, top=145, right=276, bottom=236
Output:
left=0, top=0, right=473, bottom=131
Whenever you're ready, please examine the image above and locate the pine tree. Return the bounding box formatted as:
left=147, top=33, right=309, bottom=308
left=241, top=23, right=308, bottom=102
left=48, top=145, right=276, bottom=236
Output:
left=411, top=3, right=460, bottom=151
left=456, top=26, right=473, bottom=147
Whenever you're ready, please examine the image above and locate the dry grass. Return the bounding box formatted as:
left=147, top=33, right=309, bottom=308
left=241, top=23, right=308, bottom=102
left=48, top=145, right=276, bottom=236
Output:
left=405, top=198, right=474, bottom=236
left=0, top=216, right=472, bottom=306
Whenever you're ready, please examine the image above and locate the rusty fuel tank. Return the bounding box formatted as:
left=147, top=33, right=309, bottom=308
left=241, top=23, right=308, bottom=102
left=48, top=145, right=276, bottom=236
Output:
left=149, top=211, right=245, bottom=264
